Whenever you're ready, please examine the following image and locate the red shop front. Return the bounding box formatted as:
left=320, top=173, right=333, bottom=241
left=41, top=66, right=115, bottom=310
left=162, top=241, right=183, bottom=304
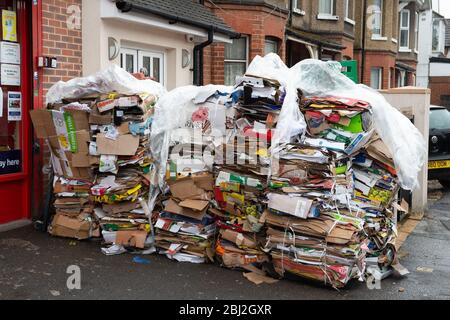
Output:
left=0, top=0, right=44, bottom=226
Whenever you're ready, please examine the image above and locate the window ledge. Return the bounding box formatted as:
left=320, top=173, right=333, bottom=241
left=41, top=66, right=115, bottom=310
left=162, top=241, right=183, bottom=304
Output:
left=293, top=9, right=305, bottom=16
left=392, top=38, right=398, bottom=44
left=317, top=14, right=339, bottom=21
left=344, top=18, right=355, bottom=25
left=399, top=48, right=412, bottom=52
left=371, top=35, right=388, bottom=41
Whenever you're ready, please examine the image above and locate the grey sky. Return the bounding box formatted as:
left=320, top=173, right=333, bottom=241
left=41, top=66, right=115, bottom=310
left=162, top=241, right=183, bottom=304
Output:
left=433, top=0, right=450, bottom=18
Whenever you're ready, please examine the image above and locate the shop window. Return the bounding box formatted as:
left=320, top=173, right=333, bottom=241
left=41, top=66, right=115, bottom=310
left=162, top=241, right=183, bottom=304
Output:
left=264, top=38, right=279, bottom=56
left=399, top=10, right=410, bottom=50
left=1, top=0, right=23, bottom=176
left=120, top=48, right=165, bottom=84
left=370, top=67, right=383, bottom=89
left=224, top=36, right=248, bottom=86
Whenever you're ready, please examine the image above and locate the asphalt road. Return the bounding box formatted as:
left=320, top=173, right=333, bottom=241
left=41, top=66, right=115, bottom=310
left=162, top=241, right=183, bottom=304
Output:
left=1, top=183, right=450, bottom=300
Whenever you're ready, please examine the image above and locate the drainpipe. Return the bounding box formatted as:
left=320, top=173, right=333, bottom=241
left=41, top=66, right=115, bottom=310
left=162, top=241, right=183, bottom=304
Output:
left=194, top=28, right=214, bottom=86
left=287, top=0, right=293, bottom=66
left=361, top=0, right=367, bottom=84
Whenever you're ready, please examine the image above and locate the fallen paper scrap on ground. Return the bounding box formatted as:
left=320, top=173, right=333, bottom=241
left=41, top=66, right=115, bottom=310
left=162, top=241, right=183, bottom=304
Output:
left=416, top=267, right=434, bottom=273
left=243, top=272, right=279, bottom=285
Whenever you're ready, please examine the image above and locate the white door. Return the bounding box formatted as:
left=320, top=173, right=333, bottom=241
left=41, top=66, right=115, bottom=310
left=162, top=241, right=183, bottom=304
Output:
left=120, top=48, right=138, bottom=74
left=138, top=51, right=164, bottom=84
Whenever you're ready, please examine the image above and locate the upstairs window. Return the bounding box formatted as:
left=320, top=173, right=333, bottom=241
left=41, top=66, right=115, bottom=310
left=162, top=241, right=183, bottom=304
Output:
left=292, top=0, right=303, bottom=14
left=399, top=9, right=410, bottom=49
left=345, top=0, right=354, bottom=22
left=415, top=12, right=419, bottom=51
left=319, top=0, right=334, bottom=16
left=372, top=0, right=383, bottom=37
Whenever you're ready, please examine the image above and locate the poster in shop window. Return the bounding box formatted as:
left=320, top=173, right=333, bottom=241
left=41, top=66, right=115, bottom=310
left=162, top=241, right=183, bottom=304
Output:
left=0, top=42, right=20, bottom=64
left=7, top=91, right=21, bottom=122
left=2, top=10, right=17, bottom=42
left=1, top=63, right=20, bottom=86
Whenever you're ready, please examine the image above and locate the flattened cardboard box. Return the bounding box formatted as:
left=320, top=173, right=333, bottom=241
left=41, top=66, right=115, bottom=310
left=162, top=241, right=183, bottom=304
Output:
left=96, top=134, right=139, bottom=156
left=164, top=199, right=208, bottom=221
left=30, top=109, right=90, bottom=135
left=220, top=229, right=257, bottom=249
left=168, top=173, right=214, bottom=201
left=49, top=212, right=97, bottom=240
left=115, top=230, right=147, bottom=249
left=29, top=109, right=57, bottom=139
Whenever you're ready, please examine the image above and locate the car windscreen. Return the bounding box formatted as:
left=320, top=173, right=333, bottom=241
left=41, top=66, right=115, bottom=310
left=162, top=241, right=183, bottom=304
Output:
left=430, top=109, right=450, bottom=130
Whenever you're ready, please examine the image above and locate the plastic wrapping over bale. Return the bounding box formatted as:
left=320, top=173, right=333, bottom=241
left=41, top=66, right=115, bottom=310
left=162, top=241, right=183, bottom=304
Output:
left=46, top=64, right=167, bottom=105
left=246, top=54, right=426, bottom=190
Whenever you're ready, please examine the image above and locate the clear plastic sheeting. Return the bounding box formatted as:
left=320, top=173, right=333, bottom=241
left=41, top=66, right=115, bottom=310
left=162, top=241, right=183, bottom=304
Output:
left=246, top=54, right=307, bottom=149
left=246, top=55, right=426, bottom=190
left=150, top=84, right=232, bottom=188
left=46, top=64, right=166, bottom=104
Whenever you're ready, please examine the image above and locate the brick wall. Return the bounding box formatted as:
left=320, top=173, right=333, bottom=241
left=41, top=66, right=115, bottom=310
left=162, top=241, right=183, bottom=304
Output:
left=38, top=0, right=83, bottom=219
left=42, top=0, right=82, bottom=100
left=430, top=77, right=450, bottom=106
left=355, top=51, right=396, bottom=89
left=204, top=3, right=288, bottom=85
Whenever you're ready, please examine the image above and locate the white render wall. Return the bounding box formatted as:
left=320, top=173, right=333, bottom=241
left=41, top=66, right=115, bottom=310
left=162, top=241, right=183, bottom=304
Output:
left=417, top=10, right=433, bottom=87
left=82, top=0, right=231, bottom=90
left=381, top=87, right=430, bottom=214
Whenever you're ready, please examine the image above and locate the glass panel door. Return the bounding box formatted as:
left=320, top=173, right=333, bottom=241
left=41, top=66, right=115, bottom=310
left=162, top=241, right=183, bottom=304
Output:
left=138, top=50, right=164, bottom=84
left=0, top=0, right=23, bottom=176
left=120, top=48, right=138, bottom=74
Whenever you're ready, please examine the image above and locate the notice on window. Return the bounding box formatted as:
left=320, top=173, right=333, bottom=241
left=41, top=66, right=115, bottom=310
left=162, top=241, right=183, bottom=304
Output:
left=1, top=64, right=20, bottom=86
left=2, top=10, right=17, bottom=42
left=0, top=150, right=21, bottom=175
left=0, top=42, right=20, bottom=64
left=7, top=91, right=21, bottom=121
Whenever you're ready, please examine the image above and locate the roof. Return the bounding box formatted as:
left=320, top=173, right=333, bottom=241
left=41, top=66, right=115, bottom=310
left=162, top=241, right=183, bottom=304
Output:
left=116, top=0, right=237, bottom=36
left=396, top=61, right=416, bottom=72
left=211, top=0, right=289, bottom=13
left=286, top=27, right=345, bottom=51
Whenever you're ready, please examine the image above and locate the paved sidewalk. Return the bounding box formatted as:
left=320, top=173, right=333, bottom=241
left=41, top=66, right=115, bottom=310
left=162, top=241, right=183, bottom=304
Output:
left=1, top=187, right=450, bottom=300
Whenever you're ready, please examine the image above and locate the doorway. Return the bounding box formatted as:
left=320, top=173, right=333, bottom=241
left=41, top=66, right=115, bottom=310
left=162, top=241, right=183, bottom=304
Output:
left=0, top=0, right=32, bottom=224
left=120, top=48, right=165, bottom=85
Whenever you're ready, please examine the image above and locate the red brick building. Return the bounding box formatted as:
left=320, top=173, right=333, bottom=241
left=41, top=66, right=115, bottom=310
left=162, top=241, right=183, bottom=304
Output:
left=204, top=0, right=288, bottom=85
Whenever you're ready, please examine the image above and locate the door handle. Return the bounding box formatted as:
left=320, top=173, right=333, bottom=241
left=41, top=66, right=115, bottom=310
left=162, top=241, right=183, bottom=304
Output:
left=33, top=142, right=41, bottom=154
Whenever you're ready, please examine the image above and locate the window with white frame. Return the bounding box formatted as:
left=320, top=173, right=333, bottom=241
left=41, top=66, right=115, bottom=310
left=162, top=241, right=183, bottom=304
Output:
left=370, top=67, right=383, bottom=89
left=399, top=9, right=410, bottom=49
left=372, top=0, right=383, bottom=37
left=224, top=36, right=248, bottom=86
left=345, top=0, right=354, bottom=22
left=265, top=38, right=279, bottom=55
left=120, top=48, right=165, bottom=84
left=319, top=0, right=334, bottom=16
left=432, top=19, right=440, bottom=52
left=292, top=0, right=303, bottom=14
left=415, top=12, right=419, bottom=51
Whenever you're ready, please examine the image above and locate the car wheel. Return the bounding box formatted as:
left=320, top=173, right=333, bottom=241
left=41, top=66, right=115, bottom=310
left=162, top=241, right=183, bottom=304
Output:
left=439, top=180, right=450, bottom=189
